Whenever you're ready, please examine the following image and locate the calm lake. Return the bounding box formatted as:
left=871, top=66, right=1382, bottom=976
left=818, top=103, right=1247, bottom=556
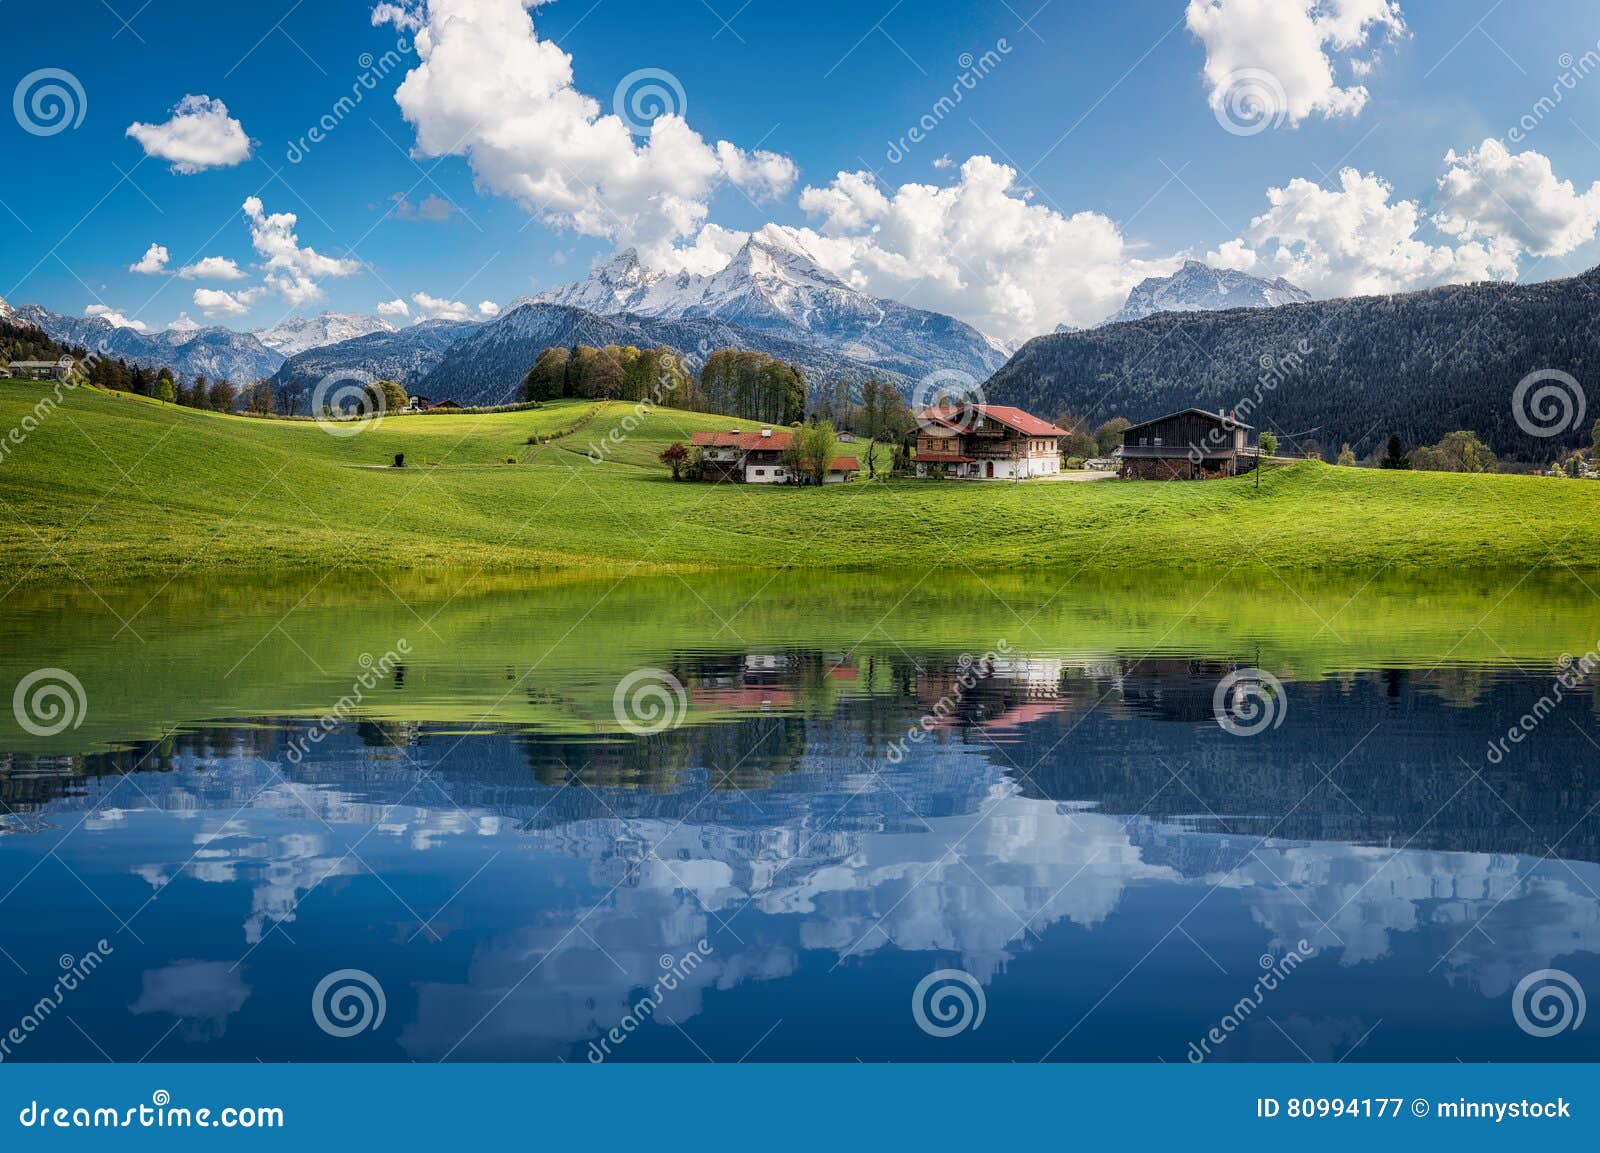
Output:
left=2, top=570, right=1598, bottom=1061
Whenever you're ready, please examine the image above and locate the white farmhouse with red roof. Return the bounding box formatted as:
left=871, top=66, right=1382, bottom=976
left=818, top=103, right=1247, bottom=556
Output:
left=913, top=403, right=1067, bottom=480
left=689, top=427, right=859, bottom=484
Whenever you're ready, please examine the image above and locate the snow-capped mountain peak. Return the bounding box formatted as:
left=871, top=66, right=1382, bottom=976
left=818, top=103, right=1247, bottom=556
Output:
left=532, top=228, right=1009, bottom=384
left=252, top=312, right=395, bottom=357
left=1105, top=260, right=1311, bottom=325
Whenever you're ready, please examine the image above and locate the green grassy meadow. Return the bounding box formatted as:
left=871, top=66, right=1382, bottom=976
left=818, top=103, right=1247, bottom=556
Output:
left=2, top=378, right=1598, bottom=589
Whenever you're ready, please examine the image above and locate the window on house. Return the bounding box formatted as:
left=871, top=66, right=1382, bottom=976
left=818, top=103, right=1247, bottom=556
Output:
left=1153, top=437, right=1163, bottom=446
left=755, top=469, right=765, bottom=476
left=1141, top=437, right=1150, bottom=446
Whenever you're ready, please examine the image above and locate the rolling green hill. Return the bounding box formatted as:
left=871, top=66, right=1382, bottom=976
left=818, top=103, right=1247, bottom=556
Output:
left=2, top=378, right=1598, bottom=588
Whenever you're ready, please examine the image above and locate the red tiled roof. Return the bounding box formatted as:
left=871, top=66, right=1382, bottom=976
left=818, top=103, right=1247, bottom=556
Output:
left=690, top=430, right=795, bottom=450
left=829, top=456, right=860, bottom=471
left=973, top=405, right=1068, bottom=437
left=913, top=452, right=974, bottom=464
left=917, top=404, right=1067, bottom=437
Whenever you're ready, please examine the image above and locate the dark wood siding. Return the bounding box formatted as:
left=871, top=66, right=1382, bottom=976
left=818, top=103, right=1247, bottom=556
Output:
left=1123, top=412, right=1243, bottom=455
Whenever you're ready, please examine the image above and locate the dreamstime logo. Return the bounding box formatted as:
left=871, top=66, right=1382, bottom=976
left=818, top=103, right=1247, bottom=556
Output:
left=311, top=370, right=384, bottom=437
left=912, top=969, right=986, bottom=1038
left=311, top=969, right=386, bottom=1038
left=285, top=36, right=415, bottom=163
left=612, top=668, right=688, bottom=736
left=1212, top=68, right=1288, bottom=136
left=912, top=368, right=985, bottom=434
left=1213, top=668, right=1287, bottom=736
left=613, top=68, right=686, bottom=135
left=885, top=39, right=1013, bottom=164
left=13, top=68, right=87, bottom=136
left=1512, top=369, right=1586, bottom=438
left=12, top=668, right=87, bottom=737
left=1512, top=969, right=1586, bottom=1038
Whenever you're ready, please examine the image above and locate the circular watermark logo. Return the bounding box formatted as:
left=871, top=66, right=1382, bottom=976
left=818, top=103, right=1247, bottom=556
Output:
left=612, top=668, right=688, bottom=736
left=312, top=968, right=387, bottom=1038
left=13, top=668, right=87, bottom=737
left=911, top=368, right=985, bottom=434
left=1512, top=369, right=1586, bottom=439
left=1213, top=68, right=1288, bottom=136
left=311, top=370, right=385, bottom=437
left=13, top=68, right=87, bottom=137
left=911, top=968, right=986, bottom=1038
left=1212, top=668, right=1287, bottom=736
left=613, top=68, right=687, bottom=136
left=1512, top=968, right=1585, bottom=1038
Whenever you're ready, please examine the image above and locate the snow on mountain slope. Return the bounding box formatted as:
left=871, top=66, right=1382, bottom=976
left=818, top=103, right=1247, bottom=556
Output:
left=535, top=227, right=1007, bottom=384
left=1106, top=261, right=1311, bottom=325
left=15, top=304, right=284, bottom=383
left=253, top=312, right=395, bottom=357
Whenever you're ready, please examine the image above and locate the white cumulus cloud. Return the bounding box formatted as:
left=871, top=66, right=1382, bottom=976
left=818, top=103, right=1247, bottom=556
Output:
left=85, top=304, right=149, bottom=332
left=193, top=287, right=264, bottom=318
left=178, top=256, right=246, bottom=281
left=409, top=291, right=483, bottom=322
left=1227, top=167, right=1517, bottom=297
left=126, top=95, right=252, bottom=173
left=374, top=0, right=797, bottom=265
left=376, top=298, right=411, bottom=319
left=478, top=300, right=500, bottom=318
left=1432, top=138, right=1600, bottom=259
left=129, top=243, right=169, bottom=275
left=1186, top=0, right=1405, bottom=127
left=793, top=155, right=1173, bottom=341
left=242, top=197, right=360, bottom=306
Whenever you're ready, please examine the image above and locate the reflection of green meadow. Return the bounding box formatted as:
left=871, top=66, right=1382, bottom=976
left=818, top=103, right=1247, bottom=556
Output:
left=1, top=567, right=1595, bottom=755
left=6, top=382, right=1600, bottom=587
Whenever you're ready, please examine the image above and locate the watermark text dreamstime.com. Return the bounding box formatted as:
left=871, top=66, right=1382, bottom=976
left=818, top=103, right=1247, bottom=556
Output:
left=1486, top=647, right=1600, bottom=764
left=17, top=1091, right=283, bottom=1130
left=1188, top=339, right=1312, bottom=465
left=1508, top=41, right=1600, bottom=143
left=286, top=37, right=414, bottom=162
left=586, top=941, right=715, bottom=1062
left=886, top=40, right=1013, bottom=164
left=885, top=642, right=1013, bottom=765
left=0, top=941, right=115, bottom=1063
left=284, top=642, right=412, bottom=765
left=1186, top=939, right=1316, bottom=1062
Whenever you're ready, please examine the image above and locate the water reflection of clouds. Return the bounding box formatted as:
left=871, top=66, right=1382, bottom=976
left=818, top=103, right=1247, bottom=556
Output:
left=12, top=671, right=1600, bottom=1059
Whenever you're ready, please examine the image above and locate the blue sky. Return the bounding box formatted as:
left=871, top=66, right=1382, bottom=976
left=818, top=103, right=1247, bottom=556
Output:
left=5, top=0, right=1600, bottom=342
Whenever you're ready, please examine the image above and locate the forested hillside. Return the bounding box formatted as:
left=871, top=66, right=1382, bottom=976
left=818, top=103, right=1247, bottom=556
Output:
left=985, top=267, right=1600, bottom=460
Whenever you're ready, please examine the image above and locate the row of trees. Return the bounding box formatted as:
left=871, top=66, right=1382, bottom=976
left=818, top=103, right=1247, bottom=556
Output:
left=522, top=345, right=814, bottom=429
left=522, top=344, right=695, bottom=405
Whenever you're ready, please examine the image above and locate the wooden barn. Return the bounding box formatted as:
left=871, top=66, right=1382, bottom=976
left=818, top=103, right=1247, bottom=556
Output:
left=1117, top=408, right=1257, bottom=480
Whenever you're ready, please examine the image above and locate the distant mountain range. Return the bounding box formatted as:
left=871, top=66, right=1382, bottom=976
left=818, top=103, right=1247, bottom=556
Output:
left=1106, top=261, right=1311, bottom=324
left=984, top=265, right=1600, bottom=460
left=14, top=304, right=286, bottom=385
left=410, top=302, right=915, bottom=405
left=252, top=312, right=395, bottom=357
left=533, top=225, right=1009, bottom=384
left=270, top=319, right=480, bottom=395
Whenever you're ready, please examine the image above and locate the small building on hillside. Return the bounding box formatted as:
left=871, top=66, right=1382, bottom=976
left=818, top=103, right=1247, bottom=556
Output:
left=689, top=428, right=859, bottom=484
left=825, top=455, right=860, bottom=484
left=427, top=399, right=462, bottom=411
left=693, top=428, right=794, bottom=483
left=1117, top=408, right=1256, bottom=480
left=8, top=358, right=74, bottom=382
left=405, top=394, right=433, bottom=411
left=913, top=403, right=1066, bottom=480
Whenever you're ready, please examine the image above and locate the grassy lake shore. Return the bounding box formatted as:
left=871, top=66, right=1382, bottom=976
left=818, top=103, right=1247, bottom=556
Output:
left=2, top=380, right=1598, bottom=588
